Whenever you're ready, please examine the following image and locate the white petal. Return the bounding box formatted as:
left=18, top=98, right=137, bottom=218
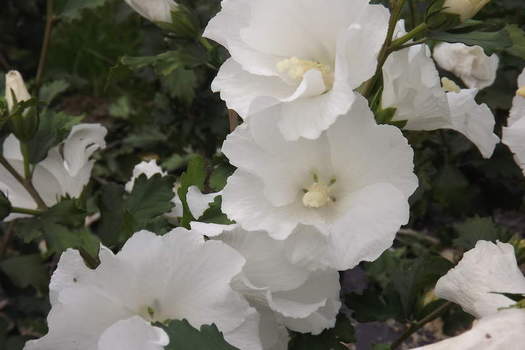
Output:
left=327, top=95, right=418, bottom=199
left=435, top=240, right=525, bottom=318
left=283, top=297, right=341, bottom=335
left=268, top=270, right=340, bottom=328
left=446, top=89, right=499, bottom=158
left=382, top=45, right=451, bottom=128
left=223, top=308, right=264, bottom=350
left=211, top=59, right=294, bottom=116
left=97, top=317, right=169, bottom=350
left=502, top=68, right=525, bottom=174
left=433, top=42, right=499, bottom=90
left=63, top=124, right=107, bottom=177
left=49, top=249, right=92, bottom=305
left=221, top=170, right=323, bottom=240
left=327, top=183, right=410, bottom=270
left=410, top=309, right=525, bottom=350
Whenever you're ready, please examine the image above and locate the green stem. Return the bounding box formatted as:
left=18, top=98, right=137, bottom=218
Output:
left=391, top=302, right=453, bottom=349
left=361, top=0, right=407, bottom=99
left=35, top=0, right=55, bottom=91
left=20, top=142, right=31, bottom=180
left=390, top=23, right=428, bottom=50
left=11, top=206, right=43, bottom=216
left=0, top=155, right=48, bottom=210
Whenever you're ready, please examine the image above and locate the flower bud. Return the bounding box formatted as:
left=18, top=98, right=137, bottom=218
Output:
left=5, top=70, right=31, bottom=112
left=442, top=0, right=491, bottom=22
left=5, top=71, right=39, bottom=142
left=124, top=0, right=178, bottom=23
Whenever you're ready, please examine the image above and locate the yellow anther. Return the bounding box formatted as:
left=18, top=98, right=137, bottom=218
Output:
left=277, top=57, right=334, bottom=90
left=441, top=77, right=461, bottom=93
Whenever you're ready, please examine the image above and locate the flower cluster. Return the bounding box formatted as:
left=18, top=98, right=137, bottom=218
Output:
left=7, top=0, right=524, bottom=349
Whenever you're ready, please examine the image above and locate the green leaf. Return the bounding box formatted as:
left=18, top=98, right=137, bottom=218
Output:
left=26, top=110, right=83, bottom=164
left=0, top=254, right=49, bottom=291
left=0, top=191, right=12, bottom=220
left=209, top=165, right=233, bottom=191
left=453, top=216, right=512, bottom=250
left=125, top=174, right=175, bottom=225
left=391, top=256, right=453, bottom=318
left=177, top=155, right=206, bottom=226
left=505, top=24, right=525, bottom=60
left=346, top=286, right=402, bottom=322
left=161, top=319, right=238, bottom=350
left=42, top=223, right=100, bottom=258
left=428, top=30, right=513, bottom=54
left=97, top=183, right=127, bottom=246
left=164, top=68, right=197, bottom=105
left=289, top=314, right=355, bottom=350
left=39, top=80, right=70, bottom=105
left=56, top=0, right=108, bottom=21
left=109, top=96, right=132, bottom=119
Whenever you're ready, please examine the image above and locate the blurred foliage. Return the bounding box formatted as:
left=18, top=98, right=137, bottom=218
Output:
left=0, top=0, right=524, bottom=349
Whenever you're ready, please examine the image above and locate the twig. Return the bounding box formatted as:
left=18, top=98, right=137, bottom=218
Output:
left=11, top=207, right=43, bottom=216
left=228, top=109, right=240, bottom=132
left=0, top=155, right=48, bottom=210
left=391, top=301, right=453, bottom=349
left=398, top=228, right=440, bottom=245
left=35, top=0, right=55, bottom=90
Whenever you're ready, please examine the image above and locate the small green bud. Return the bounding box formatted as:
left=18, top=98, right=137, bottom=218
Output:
left=8, top=99, right=40, bottom=142
left=159, top=5, right=201, bottom=40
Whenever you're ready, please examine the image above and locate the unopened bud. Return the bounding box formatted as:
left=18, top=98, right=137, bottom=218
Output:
left=124, top=0, right=178, bottom=23
left=443, top=0, right=491, bottom=22
left=5, top=71, right=39, bottom=142
left=5, top=71, right=31, bottom=112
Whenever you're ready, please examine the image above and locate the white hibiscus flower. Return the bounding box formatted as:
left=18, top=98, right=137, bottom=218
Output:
left=192, top=221, right=341, bottom=349
left=502, top=68, right=525, bottom=175
left=433, top=42, right=499, bottom=90
left=204, top=0, right=390, bottom=140
left=220, top=95, right=418, bottom=271
left=410, top=309, right=525, bottom=350
left=0, top=124, right=107, bottom=221
left=435, top=240, right=525, bottom=318
left=24, top=229, right=262, bottom=350
left=382, top=43, right=499, bottom=159
left=125, top=160, right=221, bottom=220
left=124, top=0, right=178, bottom=23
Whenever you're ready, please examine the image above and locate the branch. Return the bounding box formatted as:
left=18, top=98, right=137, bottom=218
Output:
left=0, top=155, right=48, bottom=210
left=35, top=0, right=55, bottom=90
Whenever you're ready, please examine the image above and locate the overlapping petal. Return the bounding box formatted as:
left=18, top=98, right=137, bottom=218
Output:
left=435, top=241, right=525, bottom=318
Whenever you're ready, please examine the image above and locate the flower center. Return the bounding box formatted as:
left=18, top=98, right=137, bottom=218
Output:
left=441, top=77, right=461, bottom=93
left=302, top=176, right=336, bottom=209
left=517, top=86, right=525, bottom=98
left=277, top=57, right=334, bottom=91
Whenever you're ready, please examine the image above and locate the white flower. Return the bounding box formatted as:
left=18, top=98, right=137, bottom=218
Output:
left=382, top=44, right=499, bottom=159
left=125, top=160, right=220, bottom=220
left=0, top=124, right=107, bottom=220
left=204, top=0, right=390, bottom=140
left=410, top=309, right=525, bottom=350
left=502, top=68, right=525, bottom=175
left=124, top=0, right=178, bottom=23
left=5, top=70, right=31, bottom=112
left=433, top=42, right=499, bottom=90
left=24, top=229, right=262, bottom=350
left=220, top=95, right=418, bottom=270
left=442, top=0, right=491, bottom=22
left=192, top=222, right=341, bottom=346
left=435, top=241, right=525, bottom=318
